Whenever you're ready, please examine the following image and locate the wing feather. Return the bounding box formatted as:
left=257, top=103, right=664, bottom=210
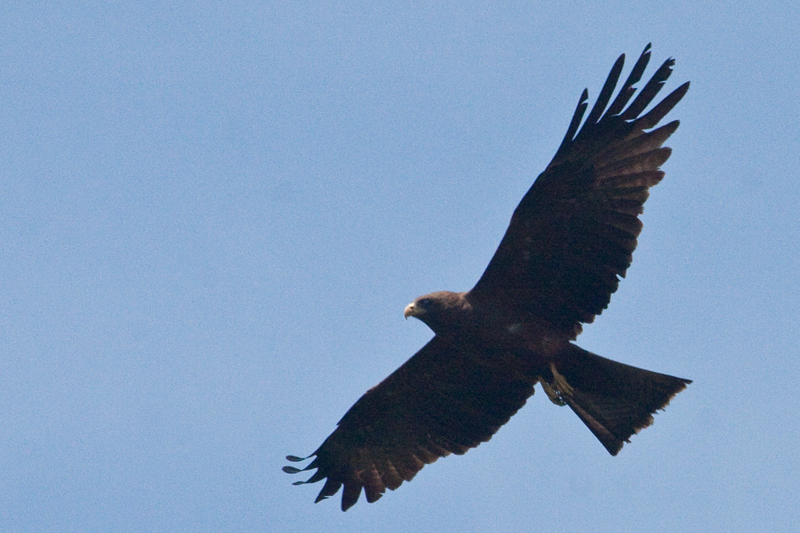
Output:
left=469, top=46, right=688, bottom=335
left=554, top=90, right=589, bottom=160
left=283, top=337, right=537, bottom=510
left=605, top=43, right=653, bottom=117
left=619, top=55, right=675, bottom=121
left=582, top=53, right=625, bottom=130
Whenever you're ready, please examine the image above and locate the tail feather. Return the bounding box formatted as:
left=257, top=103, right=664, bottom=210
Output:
left=551, top=344, right=690, bottom=455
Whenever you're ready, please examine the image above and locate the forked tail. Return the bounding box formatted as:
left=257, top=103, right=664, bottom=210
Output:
left=544, top=343, right=691, bottom=455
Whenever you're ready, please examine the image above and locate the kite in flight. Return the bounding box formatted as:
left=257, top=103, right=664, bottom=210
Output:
left=284, top=44, right=691, bottom=511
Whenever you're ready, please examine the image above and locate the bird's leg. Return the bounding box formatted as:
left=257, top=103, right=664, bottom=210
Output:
left=549, top=362, right=574, bottom=396
left=538, top=377, right=566, bottom=406
left=537, top=362, right=574, bottom=406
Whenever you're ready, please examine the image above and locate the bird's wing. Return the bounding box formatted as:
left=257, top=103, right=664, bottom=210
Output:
left=283, top=336, right=537, bottom=511
left=469, top=44, right=689, bottom=336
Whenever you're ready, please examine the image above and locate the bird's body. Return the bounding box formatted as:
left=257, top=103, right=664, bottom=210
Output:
left=284, top=44, right=691, bottom=511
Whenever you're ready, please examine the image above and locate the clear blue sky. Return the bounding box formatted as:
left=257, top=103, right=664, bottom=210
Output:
left=2, top=2, right=798, bottom=531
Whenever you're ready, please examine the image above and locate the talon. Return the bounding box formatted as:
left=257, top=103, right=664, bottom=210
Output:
left=537, top=375, right=567, bottom=406
left=537, top=363, right=574, bottom=406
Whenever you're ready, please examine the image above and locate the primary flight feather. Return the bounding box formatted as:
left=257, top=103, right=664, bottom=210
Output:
left=284, top=44, right=691, bottom=511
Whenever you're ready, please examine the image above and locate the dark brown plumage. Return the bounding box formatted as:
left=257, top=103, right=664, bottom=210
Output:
left=284, top=44, right=691, bottom=511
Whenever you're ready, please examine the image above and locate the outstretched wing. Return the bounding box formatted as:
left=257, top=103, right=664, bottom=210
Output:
left=469, top=44, right=689, bottom=336
left=283, top=336, right=536, bottom=511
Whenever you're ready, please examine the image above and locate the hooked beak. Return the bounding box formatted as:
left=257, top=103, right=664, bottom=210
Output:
left=404, top=302, right=419, bottom=319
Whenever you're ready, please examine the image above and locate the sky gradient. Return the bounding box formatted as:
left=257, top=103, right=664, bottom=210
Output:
left=1, top=2, right=798, bottom=531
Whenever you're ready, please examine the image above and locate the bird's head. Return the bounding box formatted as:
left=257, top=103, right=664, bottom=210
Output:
left=404, top=291, right=469, bottom=334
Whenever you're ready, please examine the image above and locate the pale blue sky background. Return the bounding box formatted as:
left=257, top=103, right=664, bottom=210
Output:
left=1, top=2, right=798, bottom=531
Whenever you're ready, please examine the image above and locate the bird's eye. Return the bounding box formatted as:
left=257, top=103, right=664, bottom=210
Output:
left=419, top=298, right=431, bottom=307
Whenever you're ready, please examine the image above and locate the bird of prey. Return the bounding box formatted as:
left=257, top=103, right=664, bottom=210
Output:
left=284, top=44, right=691, bottom=511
